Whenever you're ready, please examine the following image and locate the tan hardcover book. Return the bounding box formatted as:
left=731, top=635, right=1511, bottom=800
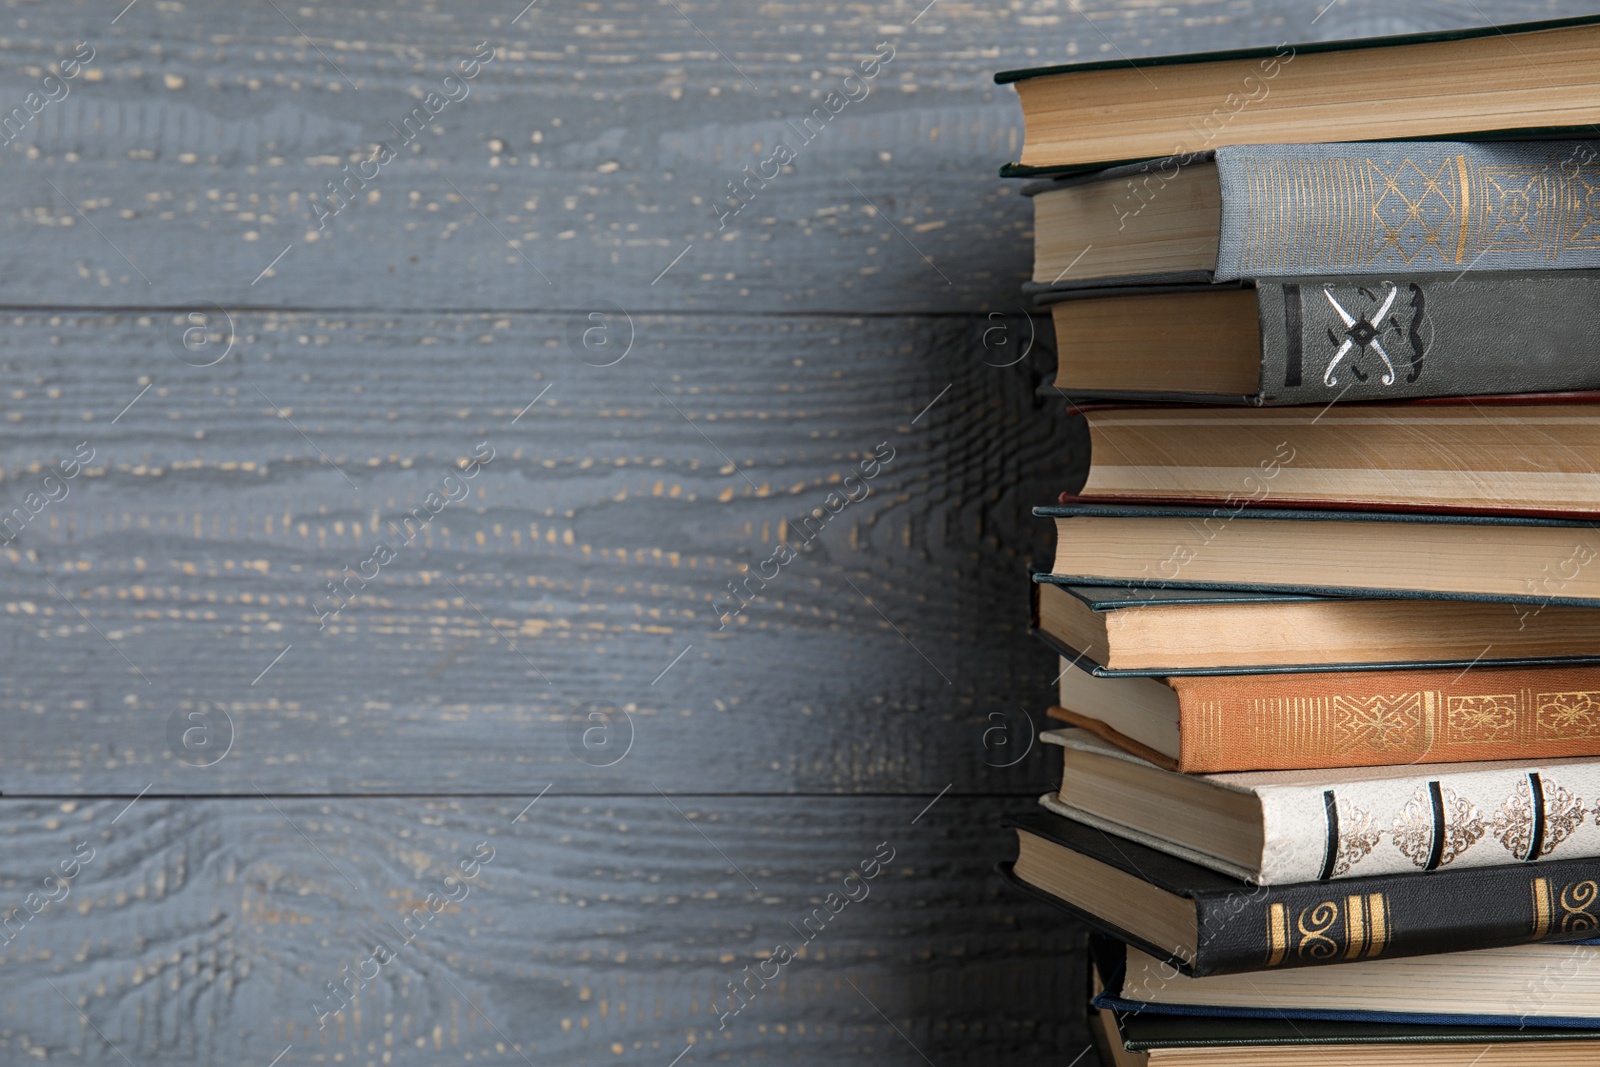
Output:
left=1115, top=940, right=1600, bottom=1023
left=1035, top=582, right=1600, bottom=674
left=1070, top=400, right=1600, bottom=516
left=1039, top=503, right=1600, bottom=606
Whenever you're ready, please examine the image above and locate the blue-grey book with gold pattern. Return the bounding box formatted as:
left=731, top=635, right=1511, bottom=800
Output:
left=1028, top=141, right=1600, bottom=291
left=1215, top=141, right=1600, bottom=280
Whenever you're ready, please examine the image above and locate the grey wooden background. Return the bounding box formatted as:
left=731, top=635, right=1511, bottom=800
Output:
left=0, top=1, right=1590, bottom=1064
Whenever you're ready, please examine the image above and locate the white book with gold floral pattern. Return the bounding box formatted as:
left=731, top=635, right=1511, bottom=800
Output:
left=1045, top=728, right=1600, bottom=884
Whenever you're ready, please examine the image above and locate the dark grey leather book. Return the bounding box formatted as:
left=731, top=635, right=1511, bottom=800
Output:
left=1040, top=272, right=1600, bottom=405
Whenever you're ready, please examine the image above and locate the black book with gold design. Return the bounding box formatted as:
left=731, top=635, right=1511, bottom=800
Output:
left=1004, top=810, right=1600, bottom=977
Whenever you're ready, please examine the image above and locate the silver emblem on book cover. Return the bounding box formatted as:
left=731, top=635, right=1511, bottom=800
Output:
left=1320, top=281, right=1429, bottom=387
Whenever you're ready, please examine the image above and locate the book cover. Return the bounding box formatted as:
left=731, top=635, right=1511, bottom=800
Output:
left=994, top=14, right=1600, bottom=86
left=1213, top=142, right=1600, bottom=281
left=1066, top=396, right=1600, bottom=512
left=1035, top=502, right=1600, bottom=608
left=1162, top=666, right=1600, bottom=773
left=994, top=15, right=1600, bottom=177
left=1028, top=141, right=1600, bottom=287
left=1089, top=935, right=1600, bottom=1032
left=1029, top=583, right=1600, bottom=678
left=1255, top=273, right=1600, bottom=405
left=1046, top=729, right=1600, bottom=884
left=1107, top=1005, right=1600, bottom=1054
left=1005, top=809, right=1600, bottom=976
left=1038, top=272, right=1600, bottom=405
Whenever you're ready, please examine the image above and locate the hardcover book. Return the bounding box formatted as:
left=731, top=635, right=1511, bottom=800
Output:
left=1036, top=502, right=1600, bottom=606
left=1029, top=141, right=1600, bottom=289
left=1034, top=583, right=1600, bottom=676
left=1093, top=935, right=1600, bottom=1028
left=1089, top=946, right=1600, bottom=1065
left=1043, top=276, right=1600, bottom=405
left=1096, top=1007, right=1600, bottom=1066
left=1004, top=807, right=1600, bottom=976
left=1042, top=728, right=1600, bottom=883
left=1087, top=1002, right=1138, bottom=1067
left=1062, top=397, right=1600, bottom=513
left=1048, top=656, right=1600, bottom=773
left=996, top=15, right=1600, bottom=173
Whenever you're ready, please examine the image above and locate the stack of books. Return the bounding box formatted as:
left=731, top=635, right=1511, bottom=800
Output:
left=997, top=16, right=1600, bottom=1067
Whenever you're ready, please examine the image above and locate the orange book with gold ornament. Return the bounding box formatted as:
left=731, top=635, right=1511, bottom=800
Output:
left=1052, top=657, right=1600, bottom=774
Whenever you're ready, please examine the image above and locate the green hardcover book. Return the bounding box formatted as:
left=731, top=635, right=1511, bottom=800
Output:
left=995, top=15, right=1600, bottom=174
left=1030, top=582, right=1600, bottom=677
left=1036, top=503, right=1600, bottom=607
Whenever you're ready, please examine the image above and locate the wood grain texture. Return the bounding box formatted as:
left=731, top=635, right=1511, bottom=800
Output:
left=0, top=0, right=1586, bottom=313
left=0, top=795, right=1087, bottom=1066
left=2, top=1, right=1588, bottom=1064
left=0, top=308, right=1073, bottom=794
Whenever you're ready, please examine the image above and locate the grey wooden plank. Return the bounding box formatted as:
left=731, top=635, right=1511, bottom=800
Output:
left=2, top=4, right=1583, bottom=1064
left=0, top=795, right=1088, bottom=1066
left=0, top=308, right=1077, bottom=794
left=0, top=0, right=1586, bottom=313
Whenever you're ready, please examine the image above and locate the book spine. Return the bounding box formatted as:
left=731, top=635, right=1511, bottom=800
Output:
left=1170, top=667, right=1600, bottom=775
left=1212, top=140, right=1600, bottom=281
left=1251, top=272, right=1600, bottom=405
left=1189, top=858, right=1600, bottom=976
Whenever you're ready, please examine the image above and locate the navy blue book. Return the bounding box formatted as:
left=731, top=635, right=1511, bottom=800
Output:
left=1089, top=934, right=1600, bottom=1031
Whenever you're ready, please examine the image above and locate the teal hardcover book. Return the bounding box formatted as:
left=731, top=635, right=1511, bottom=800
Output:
left=1035, top=502, right=1600, bottom=607
left=1029, top=582, right=1600, bottom=678
left=995, top=15, right=1600, bottom=174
